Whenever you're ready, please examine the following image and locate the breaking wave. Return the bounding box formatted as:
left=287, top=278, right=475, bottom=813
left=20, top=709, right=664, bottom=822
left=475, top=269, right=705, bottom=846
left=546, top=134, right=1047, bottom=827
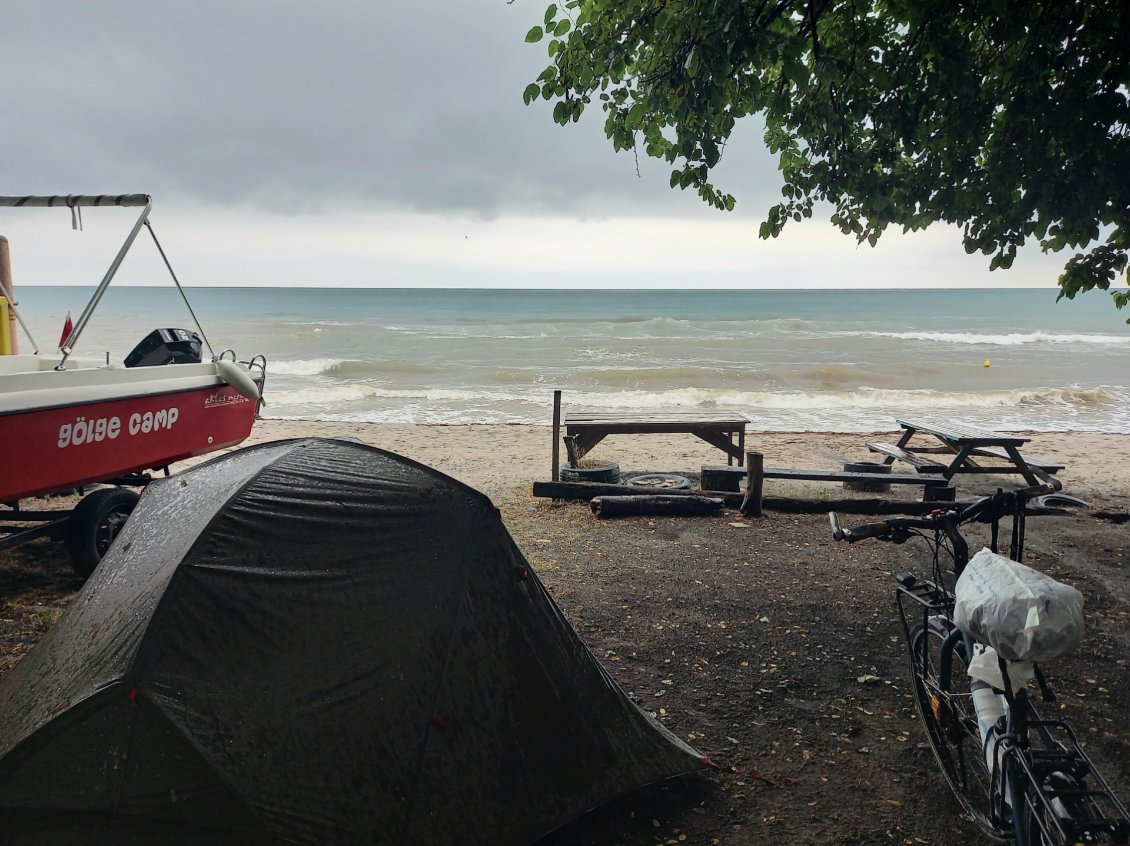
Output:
left=265, top=383, right=1130, bottom=431
left=269, top=358, right=438, bottom=378
left=857, top=331, right=1130, bottom=346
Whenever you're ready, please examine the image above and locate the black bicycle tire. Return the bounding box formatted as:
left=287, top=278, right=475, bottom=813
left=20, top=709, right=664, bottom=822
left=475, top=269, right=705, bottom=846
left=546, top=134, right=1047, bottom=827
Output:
left=1021, top=782, right=1051, bottom=846
left=1019, top=764, right=1112, bottom=846
left=908, top=623, right=1006, bottom=838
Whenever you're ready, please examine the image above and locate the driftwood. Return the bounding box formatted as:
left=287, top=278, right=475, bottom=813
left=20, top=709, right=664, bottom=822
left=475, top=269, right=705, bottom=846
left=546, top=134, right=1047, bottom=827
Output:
left=591, top=494, right=724, bottom=518
left=531, top=480, right=970, bottom=515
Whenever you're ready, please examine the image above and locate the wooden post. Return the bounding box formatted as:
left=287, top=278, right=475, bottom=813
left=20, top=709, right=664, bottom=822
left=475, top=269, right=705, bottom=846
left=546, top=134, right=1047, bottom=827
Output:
left=740, top=450, right=764, bottom=517
left=551, top=390, right=562, bottom=481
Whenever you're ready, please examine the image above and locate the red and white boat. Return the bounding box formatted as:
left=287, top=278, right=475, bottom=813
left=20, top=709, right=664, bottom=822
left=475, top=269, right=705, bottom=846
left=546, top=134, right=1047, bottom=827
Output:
left=0, top=194, right=265, bottom=572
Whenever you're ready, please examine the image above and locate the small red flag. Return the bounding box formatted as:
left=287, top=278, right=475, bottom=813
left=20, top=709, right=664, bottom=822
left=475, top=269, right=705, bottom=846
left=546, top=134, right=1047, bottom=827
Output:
left=58, top=311, right=73, bottom=349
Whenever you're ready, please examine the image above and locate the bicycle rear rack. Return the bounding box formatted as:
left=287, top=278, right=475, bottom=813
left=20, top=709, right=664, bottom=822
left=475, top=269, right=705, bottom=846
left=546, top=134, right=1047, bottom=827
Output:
left=1010, top=718, right=1130, bottom=843
left=896, top=573, right=952, bottom=646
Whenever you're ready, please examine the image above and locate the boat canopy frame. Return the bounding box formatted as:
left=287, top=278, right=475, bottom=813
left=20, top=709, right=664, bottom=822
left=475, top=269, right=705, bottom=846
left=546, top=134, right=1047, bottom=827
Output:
left=0, top=194, right=215, bottom=368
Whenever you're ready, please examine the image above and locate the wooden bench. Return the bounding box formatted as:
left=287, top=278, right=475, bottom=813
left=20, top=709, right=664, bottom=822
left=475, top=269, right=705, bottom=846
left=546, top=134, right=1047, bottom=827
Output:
left=865, top=441, right=948, bottom=472
left=563, top=412, right=749, bottom=466
left=970, top=446, right=1063, bottom=474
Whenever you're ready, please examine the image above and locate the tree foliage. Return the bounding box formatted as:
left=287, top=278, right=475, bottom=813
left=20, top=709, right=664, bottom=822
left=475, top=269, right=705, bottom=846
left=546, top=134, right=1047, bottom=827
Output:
left=524, top=0, right=1130, bottom=313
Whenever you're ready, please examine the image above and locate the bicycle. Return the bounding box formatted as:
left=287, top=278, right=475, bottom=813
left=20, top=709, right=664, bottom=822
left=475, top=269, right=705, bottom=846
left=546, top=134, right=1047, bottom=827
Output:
left=830, top=484, right=1130, bottom=845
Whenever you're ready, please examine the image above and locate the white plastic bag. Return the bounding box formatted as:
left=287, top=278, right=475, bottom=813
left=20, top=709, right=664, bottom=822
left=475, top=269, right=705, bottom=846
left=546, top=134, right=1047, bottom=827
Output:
left=966, top=643, right=1035, bottom=690
left=954, top=548, right=1084, bottom=663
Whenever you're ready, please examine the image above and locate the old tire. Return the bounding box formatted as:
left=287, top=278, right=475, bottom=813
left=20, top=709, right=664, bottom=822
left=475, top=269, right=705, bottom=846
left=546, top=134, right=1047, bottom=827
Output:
left=626, top=473, right=692, bottom=490
left=843, top=461, right=892, bottom=493
left=561, top=461, right=621, bottom=484
left=65, top=488, right=140, bottom=578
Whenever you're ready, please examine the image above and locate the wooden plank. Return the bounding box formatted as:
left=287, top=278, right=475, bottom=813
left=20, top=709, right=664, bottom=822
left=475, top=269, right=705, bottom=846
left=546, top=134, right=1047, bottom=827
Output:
left=767, top=468, right=936, bottom=485
left=564, top=412, right=750, bottom=425
left=970, top=446, right=1063, bottom=473
left=566, top=421, right=746, bottom=435
left=865, top=442, right=948, bottom=472
left=702, top=465, right=936, bottom=486
left=531, top=480, right=970, bottom=514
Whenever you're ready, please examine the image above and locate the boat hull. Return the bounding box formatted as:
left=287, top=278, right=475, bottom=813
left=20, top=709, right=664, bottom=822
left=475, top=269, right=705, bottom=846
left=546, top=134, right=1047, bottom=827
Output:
left=0, top=380, right=259, bottom=503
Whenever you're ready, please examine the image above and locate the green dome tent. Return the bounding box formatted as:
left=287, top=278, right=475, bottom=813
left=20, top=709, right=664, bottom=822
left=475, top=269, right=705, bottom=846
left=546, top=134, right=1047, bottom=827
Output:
left=0, top=439, right=702, bottom=845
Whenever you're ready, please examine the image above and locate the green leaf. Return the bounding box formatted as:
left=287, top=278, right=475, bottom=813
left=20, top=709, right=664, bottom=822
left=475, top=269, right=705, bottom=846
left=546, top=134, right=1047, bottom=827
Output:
left=553, top=19, right=571, bottom=37
left=523, top=83, right=541, bottom=105
left=544, top=4, right=557, bottom=27
left=626, top=102, right=648, bottom=127
left=524, top=25, right=544, bottom=43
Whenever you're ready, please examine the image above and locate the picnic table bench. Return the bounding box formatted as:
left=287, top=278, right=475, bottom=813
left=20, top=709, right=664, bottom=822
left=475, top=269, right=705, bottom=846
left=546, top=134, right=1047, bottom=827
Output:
left=563, top=411, right=749, bottom=466
left=867, top=417, right=1063, bottom=488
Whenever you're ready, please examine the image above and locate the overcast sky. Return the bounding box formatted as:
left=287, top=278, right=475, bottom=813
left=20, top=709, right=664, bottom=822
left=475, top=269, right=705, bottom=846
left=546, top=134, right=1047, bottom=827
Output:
left=1, top=1, right=1066, bottom=289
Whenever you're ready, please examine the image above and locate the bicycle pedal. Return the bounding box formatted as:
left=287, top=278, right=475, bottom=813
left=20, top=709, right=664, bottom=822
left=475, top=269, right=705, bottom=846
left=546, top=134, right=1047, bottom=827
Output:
left=896, top=571, right=917, bottom=588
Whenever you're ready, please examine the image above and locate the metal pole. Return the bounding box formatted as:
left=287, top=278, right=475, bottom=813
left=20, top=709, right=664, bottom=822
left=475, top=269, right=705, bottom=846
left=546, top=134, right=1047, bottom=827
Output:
left=57, top=196, right=153, bottom=367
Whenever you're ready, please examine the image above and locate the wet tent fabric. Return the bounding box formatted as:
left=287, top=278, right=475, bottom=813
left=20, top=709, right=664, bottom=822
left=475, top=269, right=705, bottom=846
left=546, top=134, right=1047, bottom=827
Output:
left=0, top=438, right=703, bottom=845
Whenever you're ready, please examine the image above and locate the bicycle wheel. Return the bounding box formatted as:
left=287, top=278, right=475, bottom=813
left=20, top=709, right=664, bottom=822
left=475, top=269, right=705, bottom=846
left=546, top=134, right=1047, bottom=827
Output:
left=1021, top=783, right=1055, bottom=846
left=909, top=623, right=1005, bottom=836
left=1020, top=766, right=1118, bottom=845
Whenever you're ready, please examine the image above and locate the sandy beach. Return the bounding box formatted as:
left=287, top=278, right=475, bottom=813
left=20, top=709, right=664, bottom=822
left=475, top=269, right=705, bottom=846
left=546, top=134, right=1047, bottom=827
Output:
left=3, top=422, right=1129, bottom=844
left=240, top=419, right=1130, bottom=507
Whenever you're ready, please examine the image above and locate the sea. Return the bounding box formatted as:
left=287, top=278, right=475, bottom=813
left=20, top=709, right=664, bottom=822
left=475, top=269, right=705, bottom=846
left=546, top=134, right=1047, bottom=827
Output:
left=13, top=286, right=1130, bottom=433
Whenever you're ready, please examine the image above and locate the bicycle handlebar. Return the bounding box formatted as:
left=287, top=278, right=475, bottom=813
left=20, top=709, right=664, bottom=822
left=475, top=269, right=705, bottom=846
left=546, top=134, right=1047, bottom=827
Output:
left=828, top=512, right=907, bottom=543
left=829, top=477, right=1060, bottom=547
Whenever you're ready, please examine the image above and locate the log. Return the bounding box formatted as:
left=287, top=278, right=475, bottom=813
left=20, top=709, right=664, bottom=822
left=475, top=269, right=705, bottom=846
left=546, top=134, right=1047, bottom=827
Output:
left=535, top=479, right=740, bottom=505
left=531, top=480, right=970, bottom=515
left=591, top=494, right=724, bottom=518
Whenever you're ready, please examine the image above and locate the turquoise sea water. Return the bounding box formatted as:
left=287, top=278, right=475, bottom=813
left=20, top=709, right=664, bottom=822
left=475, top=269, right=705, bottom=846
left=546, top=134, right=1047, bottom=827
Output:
left=13, top=286, right=1130, bottom=432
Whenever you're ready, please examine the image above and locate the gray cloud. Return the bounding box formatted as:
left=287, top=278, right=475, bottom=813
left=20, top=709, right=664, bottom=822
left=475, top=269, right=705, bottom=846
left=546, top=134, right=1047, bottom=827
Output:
left=1, top=1, right=781, bottom=221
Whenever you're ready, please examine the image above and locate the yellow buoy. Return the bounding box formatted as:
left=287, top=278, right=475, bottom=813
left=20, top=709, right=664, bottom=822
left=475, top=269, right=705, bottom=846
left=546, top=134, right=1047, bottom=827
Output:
left=983, top=360, right=991, bottom=368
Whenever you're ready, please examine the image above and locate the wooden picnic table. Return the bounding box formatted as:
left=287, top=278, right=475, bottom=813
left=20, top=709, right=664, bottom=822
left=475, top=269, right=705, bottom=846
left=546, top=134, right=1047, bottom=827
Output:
left=866, top=417, right=1063, bottom=487
left=563, top=411, right=750, bottom=466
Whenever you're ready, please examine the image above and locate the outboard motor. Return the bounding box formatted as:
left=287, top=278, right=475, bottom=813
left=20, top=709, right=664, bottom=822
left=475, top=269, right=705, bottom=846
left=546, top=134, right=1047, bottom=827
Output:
left=124, top=328, right=203, bottom=367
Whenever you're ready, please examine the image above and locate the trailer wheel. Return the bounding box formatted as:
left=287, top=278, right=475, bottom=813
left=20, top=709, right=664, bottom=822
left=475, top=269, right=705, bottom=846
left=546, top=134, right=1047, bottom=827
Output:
left=65, top=488, right=140, bottom=578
